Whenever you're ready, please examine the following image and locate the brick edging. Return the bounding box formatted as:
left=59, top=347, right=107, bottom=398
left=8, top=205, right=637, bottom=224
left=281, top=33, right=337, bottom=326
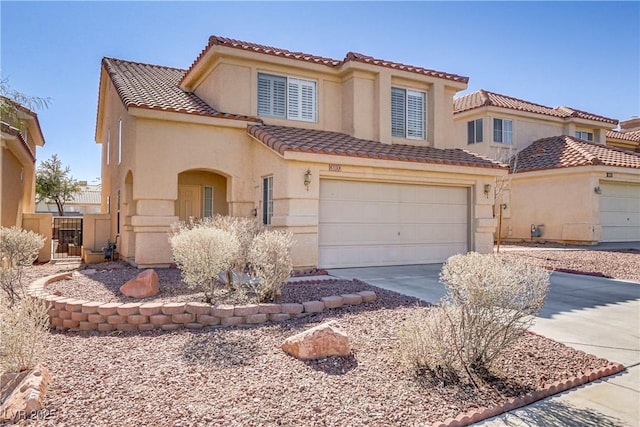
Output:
left=27, top=273, right=377, bottom=333
left=431, top=359, right=625, bottom=427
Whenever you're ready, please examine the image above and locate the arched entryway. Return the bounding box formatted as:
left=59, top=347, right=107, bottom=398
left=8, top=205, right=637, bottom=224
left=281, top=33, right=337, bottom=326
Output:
left=176, top=170, right=228, bottom=221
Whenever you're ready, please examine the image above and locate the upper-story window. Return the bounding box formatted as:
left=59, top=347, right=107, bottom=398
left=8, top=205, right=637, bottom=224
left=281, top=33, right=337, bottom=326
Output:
left=257, top=73, right=316, bottom=122
left=493, top=118, right=513, bottom=144
left=391, top=87, right=426, bottom=139
left=575, top=131, right=593, bottom=141
left=467, top=118, right=483, bottom=144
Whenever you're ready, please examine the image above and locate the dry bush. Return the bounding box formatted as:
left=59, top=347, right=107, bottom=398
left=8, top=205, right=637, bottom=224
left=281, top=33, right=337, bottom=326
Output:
left=169, top=226, right=240, bottom=303
left=248, top=230, right=294, bottom=302
left=400, top=252, right=549, bottom=386
left=0, top=296, right=50, bottom=373
left=0, top=226, right=45, bottom=306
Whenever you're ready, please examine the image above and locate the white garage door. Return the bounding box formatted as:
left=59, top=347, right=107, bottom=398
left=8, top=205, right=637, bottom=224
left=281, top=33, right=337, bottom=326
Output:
left=318, top=180, right=469, bottom=268
left=600, top=182, right=640, bottom=242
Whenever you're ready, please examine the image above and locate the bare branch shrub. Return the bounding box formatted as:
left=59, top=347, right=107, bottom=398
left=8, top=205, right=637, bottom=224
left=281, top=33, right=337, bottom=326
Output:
left=400, top=252, right=549, bottom=386
left=0, top=297, right=50, bottom=372
left=0, top=227, right=45, bottom=306
left=248, top=230, right=294, bottom=302
left=169, top=226, right=240, bottom=303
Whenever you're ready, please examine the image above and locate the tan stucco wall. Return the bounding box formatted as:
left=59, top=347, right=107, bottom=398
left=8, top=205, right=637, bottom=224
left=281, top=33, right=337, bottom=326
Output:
left=1, top=137, right=36, bottom=228
left=498, top=167, right=640, bottom=244
left=22, top=213, right=52, bottom=263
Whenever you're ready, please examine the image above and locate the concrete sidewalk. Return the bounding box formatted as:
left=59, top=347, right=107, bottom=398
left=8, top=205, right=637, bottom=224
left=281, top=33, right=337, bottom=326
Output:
left=328, top=265, right=640, bottom=427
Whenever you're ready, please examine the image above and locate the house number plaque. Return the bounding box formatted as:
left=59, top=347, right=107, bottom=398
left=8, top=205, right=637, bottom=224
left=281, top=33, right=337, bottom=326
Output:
left=328, top=164, right=341, bottom=172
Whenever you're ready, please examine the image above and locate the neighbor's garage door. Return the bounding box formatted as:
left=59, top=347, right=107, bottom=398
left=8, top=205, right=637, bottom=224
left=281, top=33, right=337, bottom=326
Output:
left=318, top=180, right=469, bottom=268
left=600, top=182, right=640, bottom=242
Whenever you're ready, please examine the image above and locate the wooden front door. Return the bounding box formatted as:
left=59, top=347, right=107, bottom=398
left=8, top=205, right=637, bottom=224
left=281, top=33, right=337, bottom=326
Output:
left=177, top=185, right=201, bottom=221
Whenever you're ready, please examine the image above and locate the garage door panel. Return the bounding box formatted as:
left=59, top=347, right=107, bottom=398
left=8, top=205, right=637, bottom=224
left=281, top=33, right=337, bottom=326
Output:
left=319, top=180, right=469, bottom=268
left=600, top=182, right=640, bottom=242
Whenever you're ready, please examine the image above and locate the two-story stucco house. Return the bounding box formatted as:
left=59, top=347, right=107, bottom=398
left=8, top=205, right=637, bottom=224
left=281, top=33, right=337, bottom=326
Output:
left=94, top=35, right=507, bottom=269
left=452, top=90, right=640, bottom=244
left=0, top=97, right=45, bottom=228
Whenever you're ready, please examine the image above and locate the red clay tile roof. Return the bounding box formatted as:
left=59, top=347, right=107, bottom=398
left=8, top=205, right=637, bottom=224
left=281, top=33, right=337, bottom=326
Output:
left=102, top=57, right=260, bottom=122
left=247, top=125, right=505, bottom=169
left=0, top=122, right=36, bottom=162
left=514, top=135, right=640, bottom=173
left=181, top=35, right=469, bottom=85
left=454, top=90, right=617, bottom=125
left=607, top=129, right=640, bottom=142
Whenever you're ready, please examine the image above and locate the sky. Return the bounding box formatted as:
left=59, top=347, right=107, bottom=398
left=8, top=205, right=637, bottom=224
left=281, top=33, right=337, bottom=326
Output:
left=1, top=1, right=639, bottom=183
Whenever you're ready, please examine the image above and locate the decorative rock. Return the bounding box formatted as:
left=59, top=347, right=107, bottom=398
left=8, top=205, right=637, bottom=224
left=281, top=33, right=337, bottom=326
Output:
left=212, top=305, right=235, bottom=318
left=119, top=269, right=159, bottom=298
left=161, top=323, right=183, bottom=331
left=80, top=269, right=97, bottom=275
left=281, top=321, right=351, bottom=360
left=280, top=303, right=304, bottom=314
left=341, top=294, right=363, bottom=305
left=161, top=303, right=186, bottom=315
left=258, top=303, right=282, bottom=314
left=357, top=291, right=377, bottom=302
left=197, top=314, right=221, bottom=325
left=270, top=313, right=291, bottom=322
left=139, top=303, right=163, bottom=316
left=245, top=313, right=268, bottom=324
left=0, top=366, right=51, bottom=423
left=234, top=304, right=259, bottom=317
left=186, top=302, right=211, bottom=315
left=117, top=303, right=141, bottom=316
left=302, top=300, right=324, bottom=313
left=321, top=296, right=344, bottom=309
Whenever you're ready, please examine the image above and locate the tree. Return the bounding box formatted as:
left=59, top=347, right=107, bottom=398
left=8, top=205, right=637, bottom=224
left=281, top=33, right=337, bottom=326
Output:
left=35, top=154, right=81, bottom=216
left=0, top=78, right=51, bottom=132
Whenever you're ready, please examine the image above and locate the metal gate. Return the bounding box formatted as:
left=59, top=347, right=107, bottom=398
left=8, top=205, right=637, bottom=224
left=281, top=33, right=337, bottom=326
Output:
left=52, top=217, right=83, bottom=259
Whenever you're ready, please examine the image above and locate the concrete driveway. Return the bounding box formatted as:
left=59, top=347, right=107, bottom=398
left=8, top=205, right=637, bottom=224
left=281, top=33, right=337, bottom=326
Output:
left=328, top=265, right=640, bottom=427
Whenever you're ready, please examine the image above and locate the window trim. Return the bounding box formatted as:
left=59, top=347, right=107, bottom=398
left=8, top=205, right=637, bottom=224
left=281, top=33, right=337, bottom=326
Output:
left=257, top=72, right=317, bottom=122
left=467, top=118, right=483, bottom=144
left=391, top=86, right=426, bottom=140
left=493, top=118, right=513, bottom=144
left=117, top=119, right=122, bottom=164
left=575, top=131, right=594, bottom=141
left=203, top=186, right=214, bottom=218
left=262, top=176, right=273, bottom=225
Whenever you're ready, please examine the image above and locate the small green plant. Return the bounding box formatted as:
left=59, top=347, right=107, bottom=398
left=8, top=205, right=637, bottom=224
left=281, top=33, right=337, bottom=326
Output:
left=248, top=229, right=294, bottom=302
left=399, top=252, right=550, bottom=386
left=0, top=226, right=45, bottom=306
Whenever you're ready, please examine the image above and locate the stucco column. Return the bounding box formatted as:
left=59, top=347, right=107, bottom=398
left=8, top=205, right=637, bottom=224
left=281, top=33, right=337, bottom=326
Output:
left=473, top=181, right=498, bottom=253
left=131, top=199, right=177, bottom=267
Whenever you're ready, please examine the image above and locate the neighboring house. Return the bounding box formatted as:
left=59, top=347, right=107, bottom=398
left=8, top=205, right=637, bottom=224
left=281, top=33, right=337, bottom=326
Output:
left=452, top=90, right=640, bottom=244
left=0, top=97, right=45, bottom=227
left=36, top=182, right=102, bottom=215
left=94, top=35, right=507, bottom=269
left=606, top=117, right=640, bottom=153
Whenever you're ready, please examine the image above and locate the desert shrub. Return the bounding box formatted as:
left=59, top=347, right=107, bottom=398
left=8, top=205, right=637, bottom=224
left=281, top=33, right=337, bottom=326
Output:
left=399, top=252, right=549, bottom=386
left=248, top=229, right=294, bottom=302
left=169, top=226, right=240, bottom=303
left=0, top=226, right=45, bottom=306
left=0, top=296, right=50, bottom=372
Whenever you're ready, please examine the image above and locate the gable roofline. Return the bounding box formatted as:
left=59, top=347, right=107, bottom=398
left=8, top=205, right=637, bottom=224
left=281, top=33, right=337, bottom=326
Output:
left=514, top=135, right=640, bottom=173
left=454, top=89, right=618, bottom=125
left=0, top=121, right=36, bottom=162
left=607, top=129, right=640, bottom=142
left=180, top=35, right=469, bottom=87
left=0, top=95, right=46, bottom=146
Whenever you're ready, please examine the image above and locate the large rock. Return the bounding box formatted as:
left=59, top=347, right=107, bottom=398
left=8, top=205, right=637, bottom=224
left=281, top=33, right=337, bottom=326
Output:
left=281, top=321, right=351, bottom=360
left=0, top=366, right=52, bottom=422
left=120, top=269, right=159, bottom=298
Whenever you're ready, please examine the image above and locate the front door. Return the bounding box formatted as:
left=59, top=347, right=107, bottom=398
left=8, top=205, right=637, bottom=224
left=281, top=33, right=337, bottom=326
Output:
left=177, top=185, right=201, bottom=221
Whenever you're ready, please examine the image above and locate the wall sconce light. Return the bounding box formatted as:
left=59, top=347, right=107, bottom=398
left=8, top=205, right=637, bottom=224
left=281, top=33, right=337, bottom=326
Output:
left=594, top=186, right=602, bottom=195
left=483, top=184, right=491, bottom=198
left=251, top=208, right=257, bottom=217
left=304, top=169, right=312, bottom=191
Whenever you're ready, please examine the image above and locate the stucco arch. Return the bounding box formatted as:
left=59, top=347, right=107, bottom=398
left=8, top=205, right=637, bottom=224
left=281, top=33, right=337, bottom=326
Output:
left=176, top=169, right=229, bottom=221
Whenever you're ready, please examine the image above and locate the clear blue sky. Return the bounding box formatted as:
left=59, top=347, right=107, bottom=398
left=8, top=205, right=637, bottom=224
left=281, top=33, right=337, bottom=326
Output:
left=2, top=1, right=639, bottom=183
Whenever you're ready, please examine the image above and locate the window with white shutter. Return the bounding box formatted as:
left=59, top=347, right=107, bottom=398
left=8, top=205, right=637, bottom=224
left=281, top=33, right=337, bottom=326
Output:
left=257, top=73, right=316, bottom=122
left=391, top=87, right=426, bottom=140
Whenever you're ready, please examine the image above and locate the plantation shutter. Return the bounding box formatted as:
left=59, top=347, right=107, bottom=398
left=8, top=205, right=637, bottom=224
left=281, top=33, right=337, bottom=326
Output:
left=287, top=77, right=316, bottom=122
left=258, top=73, right=286, bottom=118
left=391, top=87, right=406, bottom=137
left=406, top=90, right=425, bottom=139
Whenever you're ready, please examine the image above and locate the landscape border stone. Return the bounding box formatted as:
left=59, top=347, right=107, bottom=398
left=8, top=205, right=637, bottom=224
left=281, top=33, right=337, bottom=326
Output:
left=26, top=273, right=377, bottom=333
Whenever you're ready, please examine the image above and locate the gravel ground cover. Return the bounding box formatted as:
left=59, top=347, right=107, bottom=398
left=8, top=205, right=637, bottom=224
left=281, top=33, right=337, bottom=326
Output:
left=10, top=275, right=611, bottom=427
left=9, top=248, right=632, bottom=427
left=497, top=247, right=640, bottom=283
